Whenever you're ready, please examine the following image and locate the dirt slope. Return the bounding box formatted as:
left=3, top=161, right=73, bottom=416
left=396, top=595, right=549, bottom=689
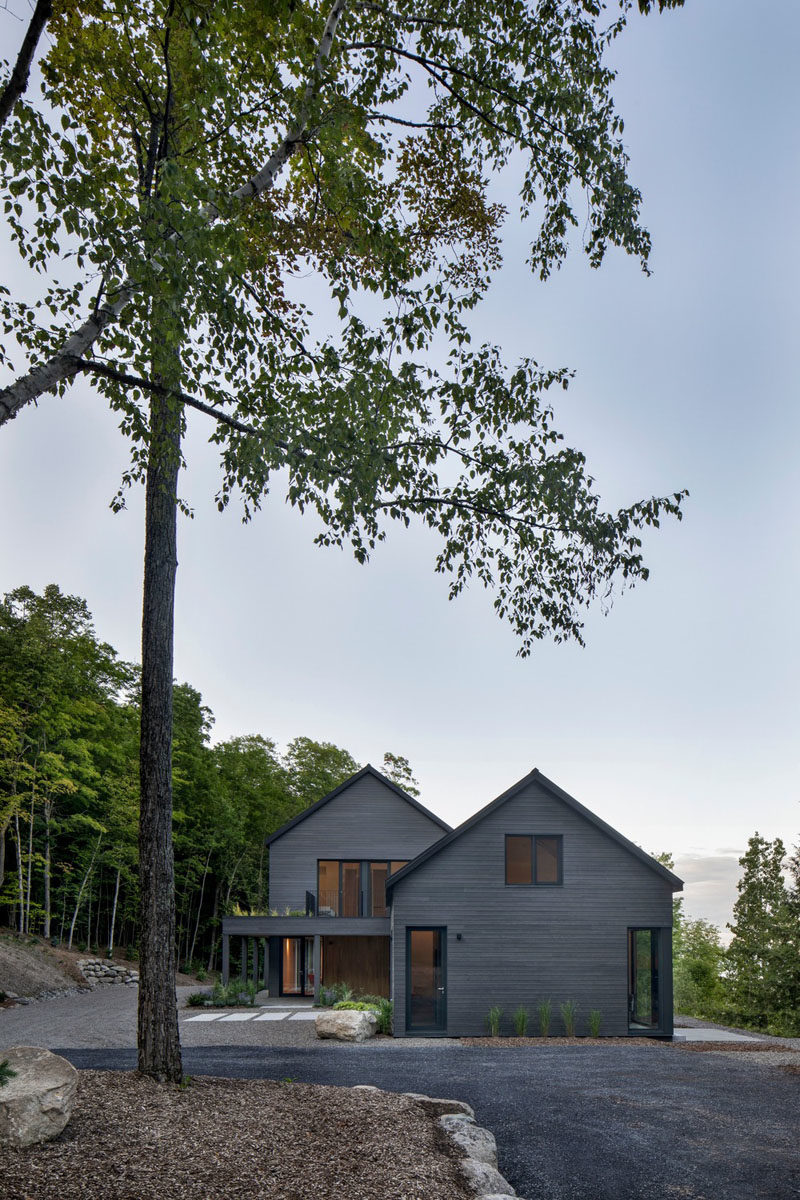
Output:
left=0, top=931, right=82, bottom=997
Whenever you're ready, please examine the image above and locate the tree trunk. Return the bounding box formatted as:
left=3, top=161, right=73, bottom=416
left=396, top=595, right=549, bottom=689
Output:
left=24, top=787, right=34, bottom=934
left=13, top=812, right=24, bottom=934
left=0, top=820, right=7, bottom=895
left=68, top=834, right=102, bottom=950
left=43, top=798, right=52, bottom=939
left=207, top=882, right=220, bottom=973
left=137, top=383, right=182, bottom=1082
left=188, top=849, right=211, bottom=967
left=108, top=867, right=121, bottom=956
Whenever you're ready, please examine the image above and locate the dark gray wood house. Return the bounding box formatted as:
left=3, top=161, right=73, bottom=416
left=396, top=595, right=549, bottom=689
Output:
left=221, top=764, right=683, bottom=1037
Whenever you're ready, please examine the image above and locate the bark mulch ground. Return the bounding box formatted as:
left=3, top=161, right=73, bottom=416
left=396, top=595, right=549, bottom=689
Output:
left=0, top=1071, right=474, bottom=1200
left=673, top=1041, right=800, bottom=1054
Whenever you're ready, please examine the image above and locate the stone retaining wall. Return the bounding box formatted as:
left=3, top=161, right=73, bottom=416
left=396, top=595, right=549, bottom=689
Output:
left=76, top=958, right=139, bottom=987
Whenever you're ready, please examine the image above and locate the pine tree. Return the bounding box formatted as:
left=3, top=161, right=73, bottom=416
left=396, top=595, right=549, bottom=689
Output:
left=726, top=834, right=788, bottom=1029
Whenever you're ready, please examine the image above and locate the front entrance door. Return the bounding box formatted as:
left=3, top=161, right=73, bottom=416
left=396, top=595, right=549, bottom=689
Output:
left=406, top=927, right=446, bottom=1032
left=280, top=936, right=315, bottom=997
left=628, top=928, right=661, bottom=1031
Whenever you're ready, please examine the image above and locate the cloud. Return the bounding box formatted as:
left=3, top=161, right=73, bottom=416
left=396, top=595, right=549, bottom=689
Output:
left=672, top=852, right=744, bottom=943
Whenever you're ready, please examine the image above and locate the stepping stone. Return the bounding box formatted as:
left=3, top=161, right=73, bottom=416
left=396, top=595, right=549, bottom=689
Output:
left=288, top=1011, right=319, bottom=1020
left=184, top=1013, right=222, bottom=1022
left=253, top=1012, right=289, bottom=1021
left=217, top=1012, right=257, bottom=1021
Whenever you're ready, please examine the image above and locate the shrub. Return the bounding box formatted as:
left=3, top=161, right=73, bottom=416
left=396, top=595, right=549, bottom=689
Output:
left=588, top=1009, right=602, bottom=1038
left=485, top=1005, right=503, bottom=1036
left=210, top=979, right=257, bottom=1007
left=0, top=1059, right=17, bottom=1088
left=560, top=999, right=578, bottom=1037
left=374, top=998, right=393, bottom=1035
left=186, top=991, right=213, bottom=1007
left=537, top=999, right=552, bottom=1037
left=513, top=1005, right=529, bottom=1037
left=321, top=981, right=353, bottom=1006
left=333, top=1001, right=377, bottom=1011
left=195, top=967, right=208, bottom=982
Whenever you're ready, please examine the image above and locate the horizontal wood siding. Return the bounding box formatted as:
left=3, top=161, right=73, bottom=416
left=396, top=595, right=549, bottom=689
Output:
left=269, top=774, right=445, bottom=912
left=390, top=779, right=674, bottom=1037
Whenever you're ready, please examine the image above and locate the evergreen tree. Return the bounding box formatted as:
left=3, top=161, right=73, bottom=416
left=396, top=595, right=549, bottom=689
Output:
left=727, top=834, right=789, bottom=1029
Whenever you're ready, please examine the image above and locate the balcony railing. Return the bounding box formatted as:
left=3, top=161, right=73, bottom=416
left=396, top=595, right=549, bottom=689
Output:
left=297, top=889, right=387, bottom=918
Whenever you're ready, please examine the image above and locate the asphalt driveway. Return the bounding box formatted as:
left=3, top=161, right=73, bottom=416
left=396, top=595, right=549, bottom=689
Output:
left=55, top=1041, right=799, bottom=1200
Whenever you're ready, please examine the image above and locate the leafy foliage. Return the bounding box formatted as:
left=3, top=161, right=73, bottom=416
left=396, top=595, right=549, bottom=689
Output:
left=0, top=0, right=687, bottom=651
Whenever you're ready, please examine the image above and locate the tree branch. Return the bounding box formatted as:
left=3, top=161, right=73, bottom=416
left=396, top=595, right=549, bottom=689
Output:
left=71, top=357, right=288, bottom=445
left=0, top=0, right=351, bottom=428
left=0, top=0, right=52, bottom=130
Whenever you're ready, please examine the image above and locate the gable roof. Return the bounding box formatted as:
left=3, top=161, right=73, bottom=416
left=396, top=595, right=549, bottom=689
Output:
left=265, top=763, right=451, bottom=846
left=386, top=768, right=683, bottom=892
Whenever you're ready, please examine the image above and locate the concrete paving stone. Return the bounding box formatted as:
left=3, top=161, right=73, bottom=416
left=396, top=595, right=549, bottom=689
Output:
left=217, top=1012, right=258, bottom=1022
left=673, top=1028, right=760, bottom=1042
left=253, top=1012, right=289, bottom=1022
left=288, top=1012, right=319, bottom=1021
left=183, top=1013, right=223, bottom=1022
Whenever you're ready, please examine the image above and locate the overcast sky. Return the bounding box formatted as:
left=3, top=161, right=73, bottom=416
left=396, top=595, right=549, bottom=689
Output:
left=2, top=0, right=798, bottom=939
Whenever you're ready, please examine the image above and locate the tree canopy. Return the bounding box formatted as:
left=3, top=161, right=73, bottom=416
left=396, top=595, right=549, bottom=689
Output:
left=1, top=0, right=687, bottom=650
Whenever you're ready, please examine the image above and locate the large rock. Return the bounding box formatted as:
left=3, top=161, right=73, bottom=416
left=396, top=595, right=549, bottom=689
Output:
left=404, top=1092, right=476, bottom=1119
left=0, top=1046, right=78, bottom=1148
left=439, top=1113, right=498, bottom=1167
left=315, top=1010, right=378, bottom=1042
left=458, top=1158, right=515, bottom=1196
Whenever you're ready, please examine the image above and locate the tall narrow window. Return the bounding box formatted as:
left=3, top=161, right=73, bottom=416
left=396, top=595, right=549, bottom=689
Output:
left=341, top=861, right=361, bottom=917
left=506, top=835, right=533, bottom=884
left=318, top=861, right=339, bottom=915
left=534, top=836, right=562, bottom=885
left=370, top=862, right=388, bottom=917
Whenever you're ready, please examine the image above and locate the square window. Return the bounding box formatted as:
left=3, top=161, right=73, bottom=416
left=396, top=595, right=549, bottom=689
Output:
left=505, top=834, right=562, bottom=885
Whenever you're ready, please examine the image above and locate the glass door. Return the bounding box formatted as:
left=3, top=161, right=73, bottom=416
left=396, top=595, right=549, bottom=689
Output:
left=628, top=928, right=661, bottom=1031
left=281, top=937, right=316, bottom=997
left=406, top=927, right=446, bottom=1032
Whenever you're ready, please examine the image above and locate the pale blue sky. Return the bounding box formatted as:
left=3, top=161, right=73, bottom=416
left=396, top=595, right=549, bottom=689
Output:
left=1, top=0, right=798, bottom=936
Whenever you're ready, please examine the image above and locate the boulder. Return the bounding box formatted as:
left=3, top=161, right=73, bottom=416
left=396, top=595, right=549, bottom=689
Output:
left=315, top=1010, right=378, bottom=1042
left=0, top=1046, right=78, bottom=1148
left=458, top=1159, right=515, bottom=1196
left=404, top=1092, right=476, bottom=1119
left=439, top=1113, right=498, bottom=1167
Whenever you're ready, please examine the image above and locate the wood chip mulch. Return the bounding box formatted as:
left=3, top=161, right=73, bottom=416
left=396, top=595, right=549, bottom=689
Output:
left=0, top=1071, right=474, bottom=1200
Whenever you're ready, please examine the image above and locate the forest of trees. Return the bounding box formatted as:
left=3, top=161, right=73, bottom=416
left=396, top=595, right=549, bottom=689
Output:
left=0, top=583, right=417, bottom=973
left=2, top=582, right=798, bottom=1034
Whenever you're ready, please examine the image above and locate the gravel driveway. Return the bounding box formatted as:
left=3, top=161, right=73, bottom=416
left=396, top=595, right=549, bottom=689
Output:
left=3, top=990, right=798, bottom=1199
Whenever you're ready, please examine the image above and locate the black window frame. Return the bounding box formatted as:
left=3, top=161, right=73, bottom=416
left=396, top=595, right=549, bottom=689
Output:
left=504, top=834, right=563, bottom=886
left=317, top=858, right=399, bottom=916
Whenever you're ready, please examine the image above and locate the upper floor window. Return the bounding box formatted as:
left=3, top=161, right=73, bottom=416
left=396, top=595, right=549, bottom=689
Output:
left=318, top=860, right=407, bottom=916
left=505, top=835, right=563, bottom=886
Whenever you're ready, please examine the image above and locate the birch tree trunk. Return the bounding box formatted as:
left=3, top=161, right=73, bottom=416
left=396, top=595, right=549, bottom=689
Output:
left=14, top=812, right=24, bottom=934
left=108, top=866, right=121, bottom=956
left=68, top=833, right=102, bottom=949
left=136, top=378, right=183, bottom=1082
left=43, top=798, right=52, bottom=939
left=24, top=788, right=34, bottom=934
